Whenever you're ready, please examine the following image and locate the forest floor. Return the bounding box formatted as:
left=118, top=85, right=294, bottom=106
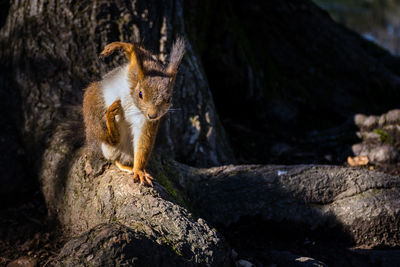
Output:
left=0, top=162, right=399, bottom=266
left=0, top=191, right=63, bottom=266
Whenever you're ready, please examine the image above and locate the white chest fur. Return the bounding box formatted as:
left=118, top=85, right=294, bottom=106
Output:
left=100, top=64, right=146, bottom=163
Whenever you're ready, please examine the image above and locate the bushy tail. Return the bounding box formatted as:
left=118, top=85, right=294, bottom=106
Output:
left=56, top=105, right=85, bottom=149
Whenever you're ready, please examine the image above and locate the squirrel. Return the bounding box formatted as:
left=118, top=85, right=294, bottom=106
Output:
left=82, top=37, right=185, bottom=186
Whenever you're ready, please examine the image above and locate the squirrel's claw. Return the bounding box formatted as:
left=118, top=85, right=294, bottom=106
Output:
left=133, top=169, right=154, bottom=187
left=107, top=100, right=121, bottom=114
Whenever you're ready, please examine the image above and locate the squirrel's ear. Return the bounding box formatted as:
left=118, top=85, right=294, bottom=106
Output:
left=166, top=37, right=186, bottom=76
left=100, top=42, right=144, bottom=80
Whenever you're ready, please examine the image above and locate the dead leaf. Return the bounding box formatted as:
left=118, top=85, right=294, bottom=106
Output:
left=347, top=156, right=369, bottom=166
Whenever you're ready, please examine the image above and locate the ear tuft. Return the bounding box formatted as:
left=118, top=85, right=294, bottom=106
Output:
left=167, top=37, right=186, bottom=75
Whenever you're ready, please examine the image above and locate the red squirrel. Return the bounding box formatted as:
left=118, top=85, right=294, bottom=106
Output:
left=83, top=38, right=185, bottom=186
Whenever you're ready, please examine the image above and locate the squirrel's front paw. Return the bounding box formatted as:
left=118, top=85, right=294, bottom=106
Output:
left=107, top=100, right=121, bottom=117
left=133, top=169, right=154, bottom=187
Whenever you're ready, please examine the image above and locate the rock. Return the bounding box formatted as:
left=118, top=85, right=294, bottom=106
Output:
left=363, top=116, right=379, bottom=131
left=369, top=144, right=399, bottom=163
left=356, top=131, right=380, bottom=142
left=382, top=125, right=400, bottom=144
left=352, top=109, right=400, bottom=164
left=352, top=143, right=363, bottom=155
left=383, top=109, right=400, bottom=125
left=352, top=143, right=399, bottom=163
left=354, top=114, right=368, bottom=129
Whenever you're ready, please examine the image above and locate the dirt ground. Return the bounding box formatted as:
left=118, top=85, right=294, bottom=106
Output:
left=0, top=191, right=63, bottom=266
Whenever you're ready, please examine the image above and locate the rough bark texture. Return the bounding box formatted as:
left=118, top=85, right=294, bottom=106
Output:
left=40, top=124, right=231, bottom=266
left=2, top=0, right=400, bottom=265
left=54, top=223, right=198, bottom=266
left=43, top=126, right=400, bottom=263
left=0, top=0, right=233, bottom=171
left=183, top=164, right=400, bottom=247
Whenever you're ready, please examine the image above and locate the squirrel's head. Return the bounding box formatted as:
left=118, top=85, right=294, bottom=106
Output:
left=100, top=37, right=185, bottom=121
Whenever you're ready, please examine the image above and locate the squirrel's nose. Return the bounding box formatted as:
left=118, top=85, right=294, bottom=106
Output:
left=148, top=113, right=157, bottom=120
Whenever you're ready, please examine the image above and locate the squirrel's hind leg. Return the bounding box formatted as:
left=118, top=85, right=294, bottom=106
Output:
left=115, top=160, right=133, bottom=174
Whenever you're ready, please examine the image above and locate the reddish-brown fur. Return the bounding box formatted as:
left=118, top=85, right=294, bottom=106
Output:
left=105, top=100, right=121, bottom=144
left=133, top=119, right=159, bottom=184
left=83, top=82, right=110, bottom=146
left=83, top=38, right=185, bottom=186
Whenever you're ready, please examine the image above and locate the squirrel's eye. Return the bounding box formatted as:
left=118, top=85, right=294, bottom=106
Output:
left=139, top=91, right=143, bottom=99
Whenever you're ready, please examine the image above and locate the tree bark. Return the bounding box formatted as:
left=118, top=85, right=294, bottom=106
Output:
left=190, top=0, right=400, bottom=164
left=42, top=124, right=400, bottom=264
left=54, top=223, right=226, bottom=267
left=0, top=0, right=234, bottom=169
left=2, top=0, right=400, bottom=265
left=41, top=124, right=232, bottom=265
left=184, top=164, right=400, bottom=247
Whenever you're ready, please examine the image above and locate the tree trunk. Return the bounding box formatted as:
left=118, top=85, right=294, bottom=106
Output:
left=191, top=0, right=400, bottom=165
left=2, top=0, right=400, bottom=265
left=184, top=164, right=400, bottom=248
left=41, top=124, right=232, bottom=265
left=0, top=0, right=234, bottom=169
left=42, top=124, right=400, bottom=264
